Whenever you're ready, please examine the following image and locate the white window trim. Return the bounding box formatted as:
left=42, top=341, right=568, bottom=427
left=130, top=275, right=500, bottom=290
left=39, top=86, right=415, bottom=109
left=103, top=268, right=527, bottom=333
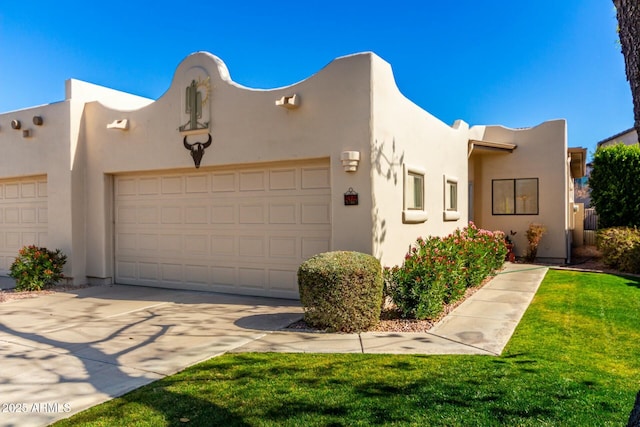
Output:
left=403, top=164, right=428, bottom=223
left=443, top=174, right=461, bottom=221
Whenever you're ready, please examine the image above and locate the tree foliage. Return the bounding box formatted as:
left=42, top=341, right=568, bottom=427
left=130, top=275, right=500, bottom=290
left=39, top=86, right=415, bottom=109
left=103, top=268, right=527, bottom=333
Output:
left=589, top=143, right=640, bottom=228
left=614, top=0, right=640, bottom=136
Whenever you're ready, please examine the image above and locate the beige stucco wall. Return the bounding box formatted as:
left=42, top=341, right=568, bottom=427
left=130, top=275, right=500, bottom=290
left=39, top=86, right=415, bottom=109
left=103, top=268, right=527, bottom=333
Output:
left=0, top=102, right=78, bottom=277
left=0, top=80, right=155, bottom=283
left=0, top=50, right=574, bottom=284
left=369, top=55, right=469, bottom=267
left=81, top=52, right=376, bottom=280
left=469, top=120, right=569, bottom=262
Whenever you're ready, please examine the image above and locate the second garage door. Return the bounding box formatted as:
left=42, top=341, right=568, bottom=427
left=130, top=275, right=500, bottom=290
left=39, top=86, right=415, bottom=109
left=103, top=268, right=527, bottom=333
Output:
left=0, top=176, right=48, bottom=275
left=114, top=160, right=332, bottom=298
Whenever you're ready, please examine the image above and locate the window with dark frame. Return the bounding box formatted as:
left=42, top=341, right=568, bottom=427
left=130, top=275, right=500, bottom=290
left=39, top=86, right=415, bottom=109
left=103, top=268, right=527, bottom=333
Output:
left=492, top=178, right=539, bottom=215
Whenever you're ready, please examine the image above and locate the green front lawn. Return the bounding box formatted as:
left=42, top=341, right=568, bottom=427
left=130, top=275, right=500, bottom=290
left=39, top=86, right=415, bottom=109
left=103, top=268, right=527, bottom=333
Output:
left=54, top=270, right=640, bottom=426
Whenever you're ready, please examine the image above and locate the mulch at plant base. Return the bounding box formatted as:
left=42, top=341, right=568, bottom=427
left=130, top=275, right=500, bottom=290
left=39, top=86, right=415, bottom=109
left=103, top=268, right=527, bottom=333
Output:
left=0, top=285, right=90, bottom=304
left=288, top=278, right=488, bottom=334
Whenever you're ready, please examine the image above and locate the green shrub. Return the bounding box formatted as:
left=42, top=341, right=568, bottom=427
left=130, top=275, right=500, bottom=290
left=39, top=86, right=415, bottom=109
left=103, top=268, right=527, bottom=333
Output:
left=9, top=245, right=67, bottom=291
left=597, top=227, right=640, bottom=274
left=298, top=251, right=383, bottom=332
left=589, top=144, right=640, bottom=228
left=456, top=222, right=508, bottom=287
left=384, top=224, right=506, bottom=320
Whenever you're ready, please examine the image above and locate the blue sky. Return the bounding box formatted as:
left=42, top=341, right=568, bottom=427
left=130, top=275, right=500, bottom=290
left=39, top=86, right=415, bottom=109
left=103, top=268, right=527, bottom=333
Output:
left=0, top=1, right=630, bottom=157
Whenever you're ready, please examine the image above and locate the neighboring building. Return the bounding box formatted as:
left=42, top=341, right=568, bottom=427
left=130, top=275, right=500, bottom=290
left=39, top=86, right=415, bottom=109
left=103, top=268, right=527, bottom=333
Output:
left=574, top=163, right=592, bottom=208
left=597, top=127, right=638, bottom=148
left=0, top=51, right=585, bottom=298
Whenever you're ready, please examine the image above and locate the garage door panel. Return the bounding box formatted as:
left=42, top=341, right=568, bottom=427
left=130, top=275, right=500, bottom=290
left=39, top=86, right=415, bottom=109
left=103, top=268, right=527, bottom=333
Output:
left=185, top=264, right=209, bottom=284
left=39, top=208, right=48, bottom=224
left=211, top=265, right=236, bottom=285
left=269, top=203, right=297, bottom=224
left=238, top=267, right=266, bottom=289
left=269, top=169, right=297, bottom=190
left=161, top=176, right=183, bottom=194
left=302, top=237, right=331, bottom=259
left=0, top=176, right=48, bottom=275
left=22, top=208, right=37, bottom=224
left=301, top=167, right=331, bottom=189
left=139, top=262, right=159, bottom=281
left=268, top=269, right=297, bottom=291
left=211, top=173, right=236, bottom=192
left=211, top=235, right=236, bottom=255
left=238, top=236, right=265, bottom=257
left=211, top=205, right=235, bottom=223
left=20, top=182, right=37, bottom=198
left=5, top=208, right=19, bottom=224
left=115, top=161, right=331, bottom=298
left=4, top=184, right=19, bottom=199
left=238, top=204, right=265, bottom=224
left=269, top=237, right=297, bottom=258
left=239, top=171, right=266, bottom=192
left=184, top=235, right=208, bottom=254
left=161, top=263, right=182, bottom=282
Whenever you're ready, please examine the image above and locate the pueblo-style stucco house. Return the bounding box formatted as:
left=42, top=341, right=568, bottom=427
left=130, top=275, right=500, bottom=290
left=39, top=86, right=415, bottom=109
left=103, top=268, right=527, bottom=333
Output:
left=0, top=51, right=585, bottom=298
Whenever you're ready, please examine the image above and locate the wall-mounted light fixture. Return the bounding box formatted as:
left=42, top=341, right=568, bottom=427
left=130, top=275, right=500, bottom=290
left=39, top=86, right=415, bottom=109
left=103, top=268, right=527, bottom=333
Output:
left=107, top=119, right=129, bottom=130
left=33, top=116, right=44, bottom=126
left=11, top=120, right=21, bottom=130
left=275, top=94, right=300, bottom=109
left=341, top=151, right=361, bottom=172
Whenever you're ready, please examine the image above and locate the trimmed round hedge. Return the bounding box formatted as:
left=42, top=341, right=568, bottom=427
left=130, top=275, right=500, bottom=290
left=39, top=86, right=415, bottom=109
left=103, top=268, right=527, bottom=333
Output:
left=297, top=251, right=383, bottom=332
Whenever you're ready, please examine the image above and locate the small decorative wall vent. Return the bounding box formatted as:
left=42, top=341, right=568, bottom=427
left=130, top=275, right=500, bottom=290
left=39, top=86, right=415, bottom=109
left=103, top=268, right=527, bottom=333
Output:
left=275, top=94, right=299, bottom=109
left=33, top=116, right=44, bottom=126
left=107, top=119, right=129, bottom=130
left=11, top=120, right=21, bottom=130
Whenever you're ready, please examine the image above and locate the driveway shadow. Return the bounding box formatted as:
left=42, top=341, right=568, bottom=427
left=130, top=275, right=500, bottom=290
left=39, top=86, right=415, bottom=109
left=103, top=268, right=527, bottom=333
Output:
left=234, top=313, right=303, bottom=331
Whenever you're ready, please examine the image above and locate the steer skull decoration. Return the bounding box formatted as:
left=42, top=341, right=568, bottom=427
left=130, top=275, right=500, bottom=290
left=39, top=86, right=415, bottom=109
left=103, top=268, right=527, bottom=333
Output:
left=183, top=134, right=212, bottom=168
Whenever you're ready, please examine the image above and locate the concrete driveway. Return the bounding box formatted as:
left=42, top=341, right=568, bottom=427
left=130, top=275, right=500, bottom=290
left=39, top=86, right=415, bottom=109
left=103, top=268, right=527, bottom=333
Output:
left=0, top=284, right=303, bottom=427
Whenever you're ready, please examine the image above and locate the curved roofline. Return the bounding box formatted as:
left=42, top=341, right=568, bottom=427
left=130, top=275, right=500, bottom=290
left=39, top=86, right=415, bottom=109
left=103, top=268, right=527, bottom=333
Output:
left=168, top=50, right=379, bottom=93
left=472, top=118, right=566, bottom=132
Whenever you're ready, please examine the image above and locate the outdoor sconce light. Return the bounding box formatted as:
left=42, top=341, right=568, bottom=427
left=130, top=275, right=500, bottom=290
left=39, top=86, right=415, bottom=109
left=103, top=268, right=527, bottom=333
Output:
left=107, top=119, right=129, bottom=130
left=11, top=119, right=21, bottom=130
left=275, top=94, right=300, bottom=109
left=341, top=151, right=361, bottom=172
left=33, top=116, right=43, bottom=126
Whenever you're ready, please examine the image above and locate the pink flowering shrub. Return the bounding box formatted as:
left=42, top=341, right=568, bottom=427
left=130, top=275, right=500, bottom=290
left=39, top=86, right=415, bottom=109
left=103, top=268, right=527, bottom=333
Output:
left=9, top=245, right=67, bottom=291
left=384, top=223, right=507, bottom=320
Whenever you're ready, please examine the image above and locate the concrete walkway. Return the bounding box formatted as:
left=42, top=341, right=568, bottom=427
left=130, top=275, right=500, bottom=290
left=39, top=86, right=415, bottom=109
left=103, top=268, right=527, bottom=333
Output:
left=232, top=263, right=549, bottom=356
left=0, top=262, right=547, bottom=426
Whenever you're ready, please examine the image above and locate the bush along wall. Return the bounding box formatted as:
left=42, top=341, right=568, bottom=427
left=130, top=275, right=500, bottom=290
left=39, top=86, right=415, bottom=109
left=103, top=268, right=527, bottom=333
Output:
left=597, top=227, right=640, bottom=274
left=384, top=223, right=507, bottom=320
left=9, top=245, right=67, bottom=291
left=298, top=251, right=383, bottom=332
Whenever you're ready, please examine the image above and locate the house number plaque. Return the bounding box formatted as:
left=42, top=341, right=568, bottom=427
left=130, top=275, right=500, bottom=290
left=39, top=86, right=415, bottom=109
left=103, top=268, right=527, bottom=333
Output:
left=344, top=188, right=358, bottom=206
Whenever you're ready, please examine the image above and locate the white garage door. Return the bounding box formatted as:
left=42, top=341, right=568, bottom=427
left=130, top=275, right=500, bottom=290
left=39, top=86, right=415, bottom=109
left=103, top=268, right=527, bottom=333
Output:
left=114, top=160, right=332, bottom=298
left=0, top=176, right=48, bottom=275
